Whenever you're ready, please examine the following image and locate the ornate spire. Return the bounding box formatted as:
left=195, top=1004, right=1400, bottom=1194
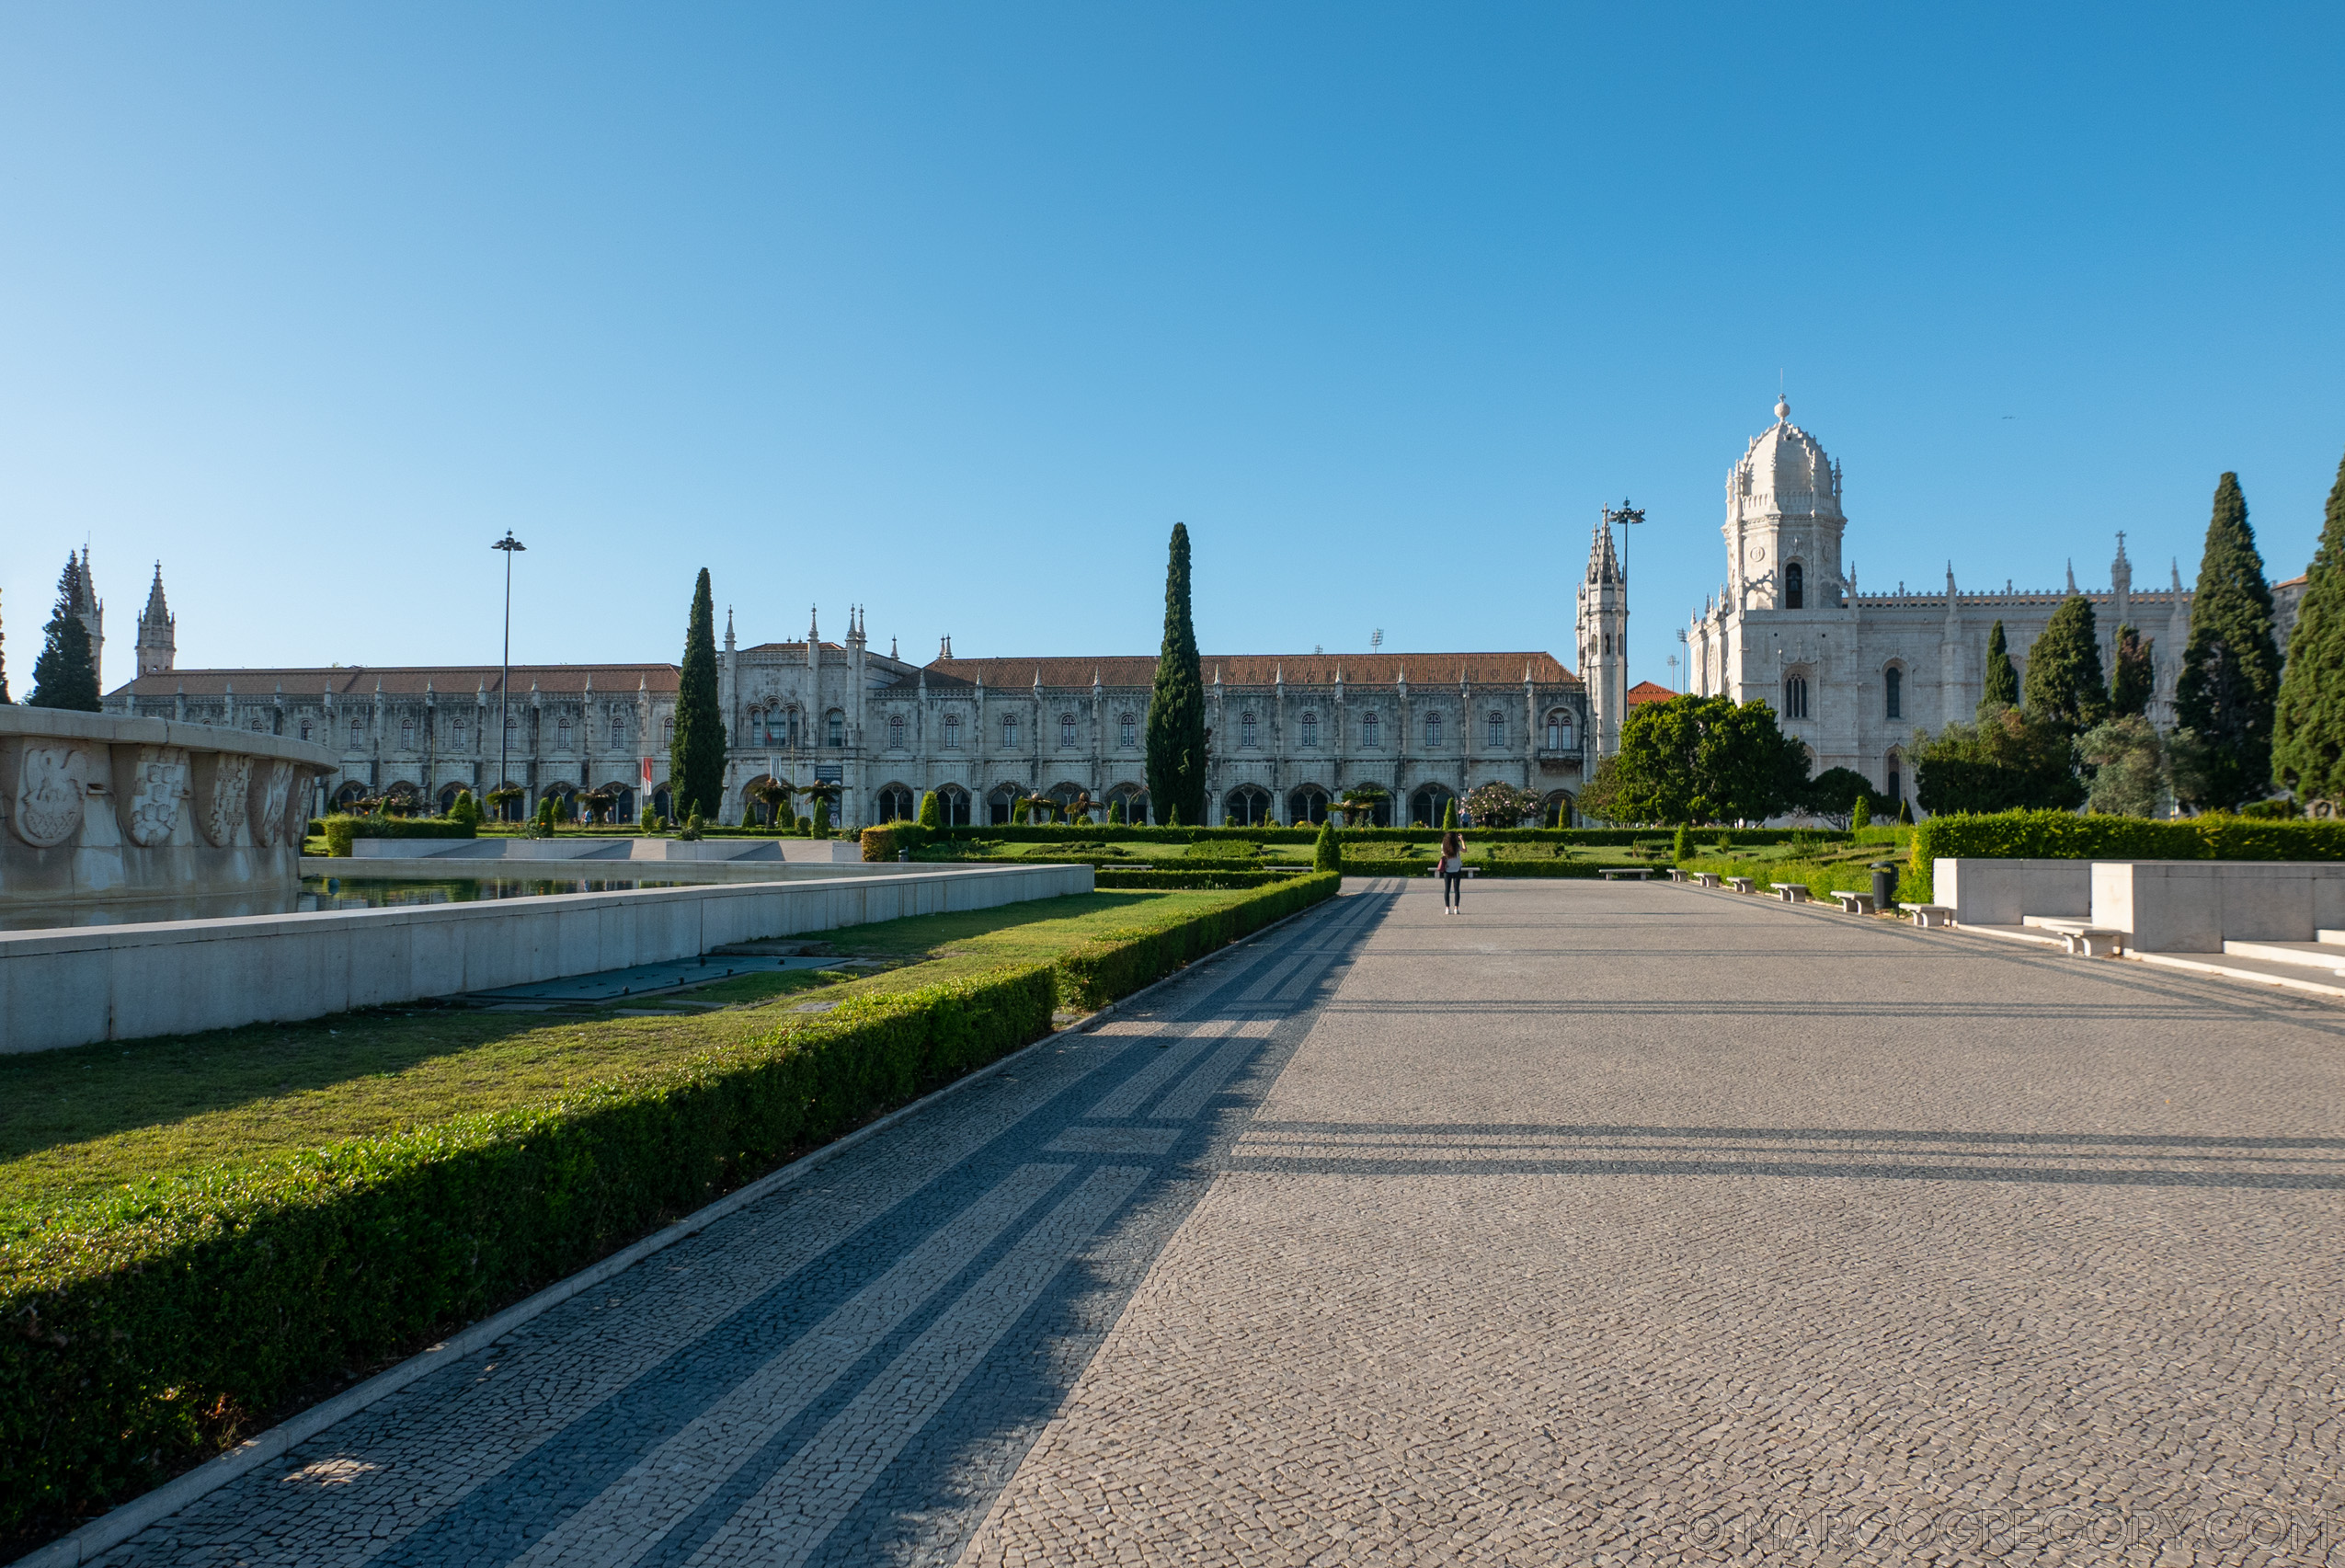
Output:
left=724, top=606, right=736, bottom=652
left=135, top=561, right=176, bottom=675
left=2065, top=560, right=2076, bottom=594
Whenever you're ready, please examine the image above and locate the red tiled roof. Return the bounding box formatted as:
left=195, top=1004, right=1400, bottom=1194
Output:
left=1626, top=681, right=1676, bottom=705
left=108, top=663, right=681, bottom=700
left=912, top=652, right=1578, bottom=690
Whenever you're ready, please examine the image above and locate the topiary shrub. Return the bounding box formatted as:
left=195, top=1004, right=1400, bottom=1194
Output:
left=918, top=791, right=942, bottom=829
left=1312, top=820, right=1343, bottom=874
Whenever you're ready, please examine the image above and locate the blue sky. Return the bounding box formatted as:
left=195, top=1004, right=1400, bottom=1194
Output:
left=4, top=5, right=2340, bottom=695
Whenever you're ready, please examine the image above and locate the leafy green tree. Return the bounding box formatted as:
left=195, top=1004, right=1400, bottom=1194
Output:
left=1608, top=693, right=1809, bottom=823
left=1312, top=819, right=1343, bottom=874
left=2080, top=715, right=2168, bottom=818
left=1144, top=523, right=1207, bottom=829
left=669, top=568, right=727, bottom=820
left=2022, top=595, right=2110, bottom=735
left=28, top=558, right=101, bottom=711
left=448, top=789, right=480, bottom=829
left=2108, top=624, right=2155, bottom=718
left=1803, top=766, right=1876, bottom=829
left=640, top=801, right=658, bottom=832
left=2177, top=472, right=2282, bottom=808
left=1982, top=620, right=2019, bottom=711
left=1913, top=705, right=2084, bottom=813
left=918, top=790, right=942, bottom=828
left=2273, top=448, right=2345, bottom=807
left=1574, top=755, right=1625, bottom=823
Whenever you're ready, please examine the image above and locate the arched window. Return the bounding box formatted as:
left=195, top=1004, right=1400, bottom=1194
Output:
left=1060, top=713, right=1078, bottom=748
left=1546, top=710, right=1574, bottom=750
left=1361, top=711, right=1381, bottom=748
left=1300, top=711, right=1320, bottom=749
left=943, top=715, right=962, bottom=749
left=1786, top=562, right=1805, bottom=609
left=1887, top=752, right=1904, bottom=804
left=1426, top=711, right=1444, bottom=746
left=1118, top=712, right=1137, bottom=749
left=453, top=719, right=467, bottom=748
left=1885, top=667, right=1903, bottom=720
left=1002, top=714, right=1020, bottom=748
left=556, top=717, right=571, bottom=749
left=826, top=709, right=844, bottom=747
left=662, top=719, right=674, bottom=744
left=1241, top=711, right=1258, bottom=749
left=299, top=721, right=312, bottom=741
left=1784, top=675, right=1810, bottom=719
left=1487, top=711, right=1505, bottom=747
left=889, top=714, right=906, bottom=750
left=610, top=716, right=624, bottom=749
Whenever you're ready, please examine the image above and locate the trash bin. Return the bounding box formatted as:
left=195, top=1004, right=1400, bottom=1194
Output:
left=1870, top=861, right=1898, bottom=911
left=898, top=849, right=911, bottom=863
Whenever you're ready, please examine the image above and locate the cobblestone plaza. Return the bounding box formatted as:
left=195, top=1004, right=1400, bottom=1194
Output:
left=94, top=881, right=2345, bottom=1566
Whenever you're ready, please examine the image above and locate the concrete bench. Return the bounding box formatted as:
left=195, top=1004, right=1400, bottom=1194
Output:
left=1597, top=867, right=1649, bottom=881
left=1831, top=890, right=1876, bottom=915
left=1770, top=883, right=1812, bottom=904
left=1910, top=904, right=1955, bottom=929
left=1726, top=876, right=1756, bottom=894
left=1666, top=868, right=1688, bottom=883
left=2034, top=918, right=2126, bottom=957
left=1692, top=872, right=1722, bottom=888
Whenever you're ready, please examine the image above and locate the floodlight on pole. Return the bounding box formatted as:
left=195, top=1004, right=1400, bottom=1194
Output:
left=493, top=532, right=526, bottom=820
left=1602, top=498, right=1644, bottom=685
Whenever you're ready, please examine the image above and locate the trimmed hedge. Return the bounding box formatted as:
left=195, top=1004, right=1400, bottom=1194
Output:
left=861, top=822, right=932, bottom=861
left=921, top=824, right=1848, bottom=848
left=1056, top=872, right=1339, bottom=1009
left=320, top=815, right=476, bottom=856
left=1912, top=811, right=2345, bottom=871
left=0, top=968, right=1055, bottom=1545
left=1092, top=867, right=1304, bottom=890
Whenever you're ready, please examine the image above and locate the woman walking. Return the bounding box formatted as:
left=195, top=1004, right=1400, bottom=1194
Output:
left=1438, top=830, right=1466, bottom=913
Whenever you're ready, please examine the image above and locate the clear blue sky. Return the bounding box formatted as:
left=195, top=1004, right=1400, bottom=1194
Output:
left=4, top=5, right=2340, bottom=695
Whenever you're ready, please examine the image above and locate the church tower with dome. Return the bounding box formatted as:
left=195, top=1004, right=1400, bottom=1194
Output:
left=1686, top=396, right=2191, bottom=816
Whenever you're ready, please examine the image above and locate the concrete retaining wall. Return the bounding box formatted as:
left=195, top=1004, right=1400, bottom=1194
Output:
left=0, top=863, right=1091, bottom=1054
left=1934, top=859, right=2093, bottom=927
left=306, top=856, right=914, bottom=885
left=2090, top=860, right=2345, bottom=952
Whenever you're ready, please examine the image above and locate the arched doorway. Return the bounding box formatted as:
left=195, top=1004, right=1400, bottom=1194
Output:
left=333, top=780, right=369, bottom=811
left=1107, top=784, right=1150, bottom=825
left=986, top=784, right=1021, bottom=826
left=931, top=783, right=969, bottom=827
left=1408, top=784, right=1455, bottom=828
left=875, top=784, right=916, bottom=822
left=1225, top=785, right=1273, bottom=826
left=1287, top=785, right=1331, bottom=826
left=650, top=784, right=673, bottom=822
left=740, top=775, right=784, bottom=828
left=1543, top=790, right=1575, bottom=828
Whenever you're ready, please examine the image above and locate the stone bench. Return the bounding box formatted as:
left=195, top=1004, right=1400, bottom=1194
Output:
left=1666, top=868, right=1688, bottom=883
left=1726, top=876, right=1756, bottom=894
left=1831, top=890, right=1876, bottom=915
left=1597, top=867, right=1649, bottom=881
left=1692, top=872, right=1722, bottom=888
left=2034, top=918, right=2126, bottom=957
left=1770, top=883, right=1812, bottom=904
left=1910, top=904, right=1955, bottom=929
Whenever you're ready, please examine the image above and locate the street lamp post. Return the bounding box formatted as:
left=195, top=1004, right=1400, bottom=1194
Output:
left=493, top=531, right=526, bottom=822
left=1603, top=498, right=1645, bottom=686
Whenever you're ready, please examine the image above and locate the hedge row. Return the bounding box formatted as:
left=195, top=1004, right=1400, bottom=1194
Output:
left=1056, top=872, right=1340, bottom=1009
left=0, top=969, right=1056, bottom=1545
left=320, top=815, right=476, bottom=856
left=1092, top=868, right=1307, bottom=890
left=1911, top=811, right=2345, bottom=869
left=867, top=824, right=1853, bottom=857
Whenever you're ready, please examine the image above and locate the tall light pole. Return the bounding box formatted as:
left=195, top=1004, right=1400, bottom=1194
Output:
left=493, top=531, right=526, bottom=821
left=1603, top=498, right=1644, bottom=685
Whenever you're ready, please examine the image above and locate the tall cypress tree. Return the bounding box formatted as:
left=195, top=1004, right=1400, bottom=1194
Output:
left=1981, top=620, right=2019, bottom=711
left=2177, top=472, right=2282, bottom=807
left=2022, top=595, right=2109, bottom=735
left=2273, top=448, right=2345, bottom=806
left=669, top=568, right=727, bottom=820
left=29, top=557, right=101, bottom=711
left=1145, top=523, right=1207, bottom=827
left=2108, top=624, right=2155, bottom=718
left=1, top=585, right=10, bottom=703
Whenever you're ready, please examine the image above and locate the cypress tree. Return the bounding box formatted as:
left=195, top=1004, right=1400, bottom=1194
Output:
left=29, top=558, right=101, bottom=711
left=2108, top=624, right=2155, bottom=718
left=1312, top=818, right=1343, bottom=874
left=918, top=790, right=942, bottom=829
left=1440, top=797, right=1458, bottom=831
left=1982, top=620, right=2019, bottom=710
left=811, top=795, right=830, bottom=838
left=1107, top=797, right=1125, bottom=826
left=2177, top=472, right=2282, bottom=807
left=2273, top=447, right=2345, bottom=806
left=669, top=568, right=727, bottom=820
left=2022, top=595, right=2110, bottom=735
left=1144, top=523, right=1207, bottom=829
left=1, top=586, right=10, bottom=703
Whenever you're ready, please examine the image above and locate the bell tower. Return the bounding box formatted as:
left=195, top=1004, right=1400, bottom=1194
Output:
left=136, top=562, right=176, bottom=676
left=1725, top=395, right=1847, bottom=615
left=1576, top=510, right=1629, bottom=758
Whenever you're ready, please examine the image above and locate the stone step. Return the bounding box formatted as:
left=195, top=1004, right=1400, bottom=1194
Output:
left=2222, top=939, right=2345, bottom=975
left=2319, top=929, right=2345, bottom=946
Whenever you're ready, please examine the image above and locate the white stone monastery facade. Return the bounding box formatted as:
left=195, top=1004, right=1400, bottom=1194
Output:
left=1680, top=398, right=2206, bottom=809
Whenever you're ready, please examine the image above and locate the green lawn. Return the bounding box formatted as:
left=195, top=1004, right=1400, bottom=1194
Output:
left=0, top=888, right=1243, bottom=1221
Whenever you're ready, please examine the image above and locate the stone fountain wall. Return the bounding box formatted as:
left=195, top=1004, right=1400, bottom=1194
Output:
left=0, top=706, right=338, bottom=929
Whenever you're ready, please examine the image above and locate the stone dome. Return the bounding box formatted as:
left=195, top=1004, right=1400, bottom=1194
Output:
left=1732, top=396, right=1842, bottom=519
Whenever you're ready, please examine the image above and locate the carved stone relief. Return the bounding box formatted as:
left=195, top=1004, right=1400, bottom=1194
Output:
left=10, top=742, right=94, bottom=848
left=112, top=744, right=192, bottom=847
left=248, top=760, right=295, bottom=847
left=189, top=751, right=254, bottom=848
